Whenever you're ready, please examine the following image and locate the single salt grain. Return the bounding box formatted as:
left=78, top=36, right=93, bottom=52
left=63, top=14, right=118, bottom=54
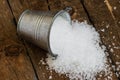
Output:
left=107, top=76, right=112, bottom=80
left=109, top=59, right=112, bottom=63
left=99, top=74, right=102, bottom=77
left=101, top=29, right=105, bottom=32
left=108, top=45, right=111, bottom=48
left=112, top=43, right=115, bottom=46
left=106, top=24, right=109, bottom=28
left=116, top=55, right=119, bottom=58
left=46, top=16, right=108, bottom=80
left=119, top=21, right=120, bottom=24
left=113, top=7, right=117, bottom=10
left=110, top=48, right=114, bottom=52
left=112, top=65, right=115, bottom=71
left=49, top=76, right=52, bottom=79
left=113, top=36, right=115, bottom=39
left=102, top=36, right=104, bottom=39
left=116, top=67, right=120, bottom=71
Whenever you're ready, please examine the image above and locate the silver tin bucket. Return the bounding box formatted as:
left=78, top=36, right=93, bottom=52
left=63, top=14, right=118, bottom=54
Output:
left=17, top=7, right=72, bottom=57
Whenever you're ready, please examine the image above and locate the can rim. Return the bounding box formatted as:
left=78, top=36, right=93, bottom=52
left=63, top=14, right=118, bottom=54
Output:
left=48, top=10, right=71, bottom=58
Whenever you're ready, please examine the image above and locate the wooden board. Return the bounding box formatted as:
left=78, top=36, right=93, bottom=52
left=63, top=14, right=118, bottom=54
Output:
left=1, top=0, right=119, bottom=80
left=83, top=0, right=120, bottom=78
left=0, top=0, right=37, bottom=80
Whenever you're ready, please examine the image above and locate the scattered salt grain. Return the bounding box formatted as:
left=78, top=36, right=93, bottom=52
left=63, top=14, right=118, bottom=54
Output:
left=116, top=62, right=120, bottom=65
left=101, top=29, right=105, bottom=32
left=112, top=65, right=115, bottom=71
left=116, top=55, right=119, bottom=58
left=119, top=21, right=120, bottom=24
left=116, top=67, right=120, bottom=71
left=113, top=7, right=117, bottom=10
left=46, top=16, right=108, bottom=80
left=49, top=76, right=52, bottom=79
left=106, top=24, right=109, bottom=28
left=107, top=76, right=112, bottom=80
left=113, top=36, right=115, bottom=39
left=102, top=36, right=105, bottom=39
left=112, top=43, right=115, bottom=46
left=109, top=58, right=112, bottom=63
left=116, top=72, right=119, bottom=77
left=110, top=48, right=114, bottom=52
left=108, top=45, right=111, bottom=48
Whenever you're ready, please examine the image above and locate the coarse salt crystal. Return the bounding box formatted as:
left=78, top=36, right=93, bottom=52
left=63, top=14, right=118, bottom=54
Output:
left=108, top=45, right=111, bottom=48
left=106, top=24, right=109, bottom=28
left=46, top=16, right=108, bottom=80
left=113, top=7, right=117, bottom=10
left=116, top=55, right=119, bottom=58
left=113, top=36, right=115, bottom=39
left=112, top=43, right=115, bottom=46
left=101, top=29, right=105, bottom=32
left=110, top=48, right=114, bottom=52
left=49, top=76, right=52, bottom=79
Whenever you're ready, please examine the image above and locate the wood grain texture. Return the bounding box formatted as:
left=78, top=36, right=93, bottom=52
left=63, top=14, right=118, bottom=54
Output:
left=83, top=0, right=120, bottom=79
left=7, top=0, right=120, bottom=80
left=0, top=0, right=37, bottom=80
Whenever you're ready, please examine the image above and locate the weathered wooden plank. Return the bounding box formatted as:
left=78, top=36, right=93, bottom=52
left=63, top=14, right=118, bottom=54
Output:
left=9, top=0, right=119, bottom=80
left=0, top=0, right=37, bottom=80
left=83, top=0, right=120, bottom=78
left=48, top=0, right=89, bottom=22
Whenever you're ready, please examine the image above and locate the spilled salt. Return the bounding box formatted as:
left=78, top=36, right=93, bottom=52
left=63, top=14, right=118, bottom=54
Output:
left=101, top=29, right=105, bottom=32
left=46, top=16, right=108, bottom=80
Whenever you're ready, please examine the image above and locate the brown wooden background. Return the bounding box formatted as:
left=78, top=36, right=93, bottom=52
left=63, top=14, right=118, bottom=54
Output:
left=0, top=0, right=120, bottom=80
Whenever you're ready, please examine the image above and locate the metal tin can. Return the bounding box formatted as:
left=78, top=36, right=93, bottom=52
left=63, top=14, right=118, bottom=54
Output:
left=17, top=7, right=71, bottom=57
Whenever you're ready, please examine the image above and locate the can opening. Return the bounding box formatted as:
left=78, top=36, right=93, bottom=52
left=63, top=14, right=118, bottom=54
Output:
left=48, top=10, right=71, bottom=58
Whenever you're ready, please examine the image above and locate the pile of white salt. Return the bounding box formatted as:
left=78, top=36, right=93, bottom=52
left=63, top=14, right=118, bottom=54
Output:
left=46, top=16, right=108, bottom=80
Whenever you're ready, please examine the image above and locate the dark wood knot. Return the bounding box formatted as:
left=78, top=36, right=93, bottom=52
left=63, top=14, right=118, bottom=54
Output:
left=4, top=44, right=23, bottom=56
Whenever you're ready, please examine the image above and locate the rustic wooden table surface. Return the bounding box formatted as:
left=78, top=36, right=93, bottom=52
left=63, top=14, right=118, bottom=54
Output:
left=0, top=0, right=120, bottom=80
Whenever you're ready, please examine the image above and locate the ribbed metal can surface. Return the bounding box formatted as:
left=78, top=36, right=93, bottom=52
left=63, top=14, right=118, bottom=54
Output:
left=17, top=9, right=71, bottom=57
